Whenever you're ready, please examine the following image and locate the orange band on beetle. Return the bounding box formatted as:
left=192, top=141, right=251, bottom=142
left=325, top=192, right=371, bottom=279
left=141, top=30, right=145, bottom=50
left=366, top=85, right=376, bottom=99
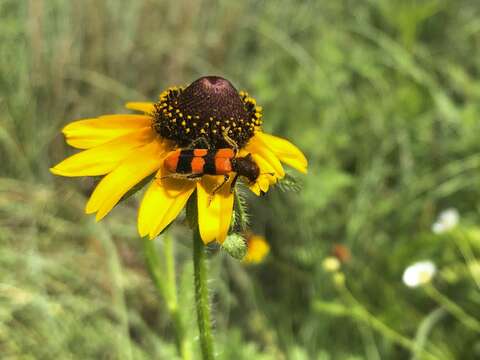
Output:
left=216, top=148, right=235, bottom=158
left=164, top=150, right=181, bottom=173
left=215, top=157, right=232, bottom=174
left=191, top=157, right=206, bottom=173
left=193, top=149, right=208, bottom=157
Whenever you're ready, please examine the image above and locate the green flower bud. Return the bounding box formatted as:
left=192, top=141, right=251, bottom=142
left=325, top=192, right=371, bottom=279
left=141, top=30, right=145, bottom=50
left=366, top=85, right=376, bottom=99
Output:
left=221, top=234, right=247, bottom=260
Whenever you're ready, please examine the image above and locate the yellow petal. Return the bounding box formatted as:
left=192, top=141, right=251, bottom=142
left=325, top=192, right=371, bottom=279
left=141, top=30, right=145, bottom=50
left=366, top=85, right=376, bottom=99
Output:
left=245, top=137, right=285, bottom=178
left=85, top=140, right=165, bottom=221
left=247, top=174, right=271, bottom=195
left=63, top=114, right=153, bottom=149
left=153, top=157, right=199, bottom=197
left=138, top=175, right=196, bottom=239
left=254, top=153, right=279, bottom=186
left=249, top=182, right=262, bottom=196
left=50, top=128, right=156, bottom=177
left=197, top=176, right=234, bottom=244
left=258, top=176, right=270, bottom=192
left=254, top=132, right=308, bottom=174
left=125, top=102, right=156, bottom=114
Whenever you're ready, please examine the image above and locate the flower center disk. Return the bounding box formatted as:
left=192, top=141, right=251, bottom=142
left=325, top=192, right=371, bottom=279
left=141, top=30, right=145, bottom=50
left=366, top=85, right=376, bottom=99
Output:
left=152, top=76, right=263, bottom=148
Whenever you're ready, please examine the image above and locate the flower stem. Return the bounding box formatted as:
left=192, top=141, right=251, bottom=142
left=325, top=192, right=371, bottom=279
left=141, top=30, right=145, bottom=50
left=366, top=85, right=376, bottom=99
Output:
left=193, top=228, right=215, bottom=360
left=164, top=235, right=192, bottom=360
left=143, top=236, right=191, bottom=360
left=233, top=189, right=249, bottom=232
left=425, top=284, right=480, bottom=333
left=332, top=282, right=444, bottom=360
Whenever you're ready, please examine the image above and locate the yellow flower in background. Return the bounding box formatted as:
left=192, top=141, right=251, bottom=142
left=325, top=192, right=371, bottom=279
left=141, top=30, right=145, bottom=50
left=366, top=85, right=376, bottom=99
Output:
left=51, top=76, right=307, bottom=244
left=322, top=257, right=341, bottom=273
left=243, top=234, right=270, bottom=264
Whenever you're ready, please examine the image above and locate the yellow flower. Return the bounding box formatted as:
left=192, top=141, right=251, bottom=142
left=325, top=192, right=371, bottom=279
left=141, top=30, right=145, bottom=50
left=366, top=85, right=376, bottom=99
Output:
left=50, top=76, right=307, bottom=244
left=243, top=234, right=270, bottom=264
left=322, top=256, right=341, bottom=273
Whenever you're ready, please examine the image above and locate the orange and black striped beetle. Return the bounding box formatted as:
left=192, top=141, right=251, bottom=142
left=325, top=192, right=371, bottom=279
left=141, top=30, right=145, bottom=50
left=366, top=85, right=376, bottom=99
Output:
left=164, top=147, right=260, bottom=193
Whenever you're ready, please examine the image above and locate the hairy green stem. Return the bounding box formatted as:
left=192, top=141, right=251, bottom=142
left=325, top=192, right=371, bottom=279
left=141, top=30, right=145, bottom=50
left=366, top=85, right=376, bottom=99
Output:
left=233, top=189, right=248, bottom=232
left=193, top=229, right=215, bottom=360
left=143, top=236, right=191, bottom=360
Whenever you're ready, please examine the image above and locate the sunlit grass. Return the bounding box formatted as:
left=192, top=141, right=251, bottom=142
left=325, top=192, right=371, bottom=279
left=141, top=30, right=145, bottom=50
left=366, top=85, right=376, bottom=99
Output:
left=2, top=0, right=480, bottom=358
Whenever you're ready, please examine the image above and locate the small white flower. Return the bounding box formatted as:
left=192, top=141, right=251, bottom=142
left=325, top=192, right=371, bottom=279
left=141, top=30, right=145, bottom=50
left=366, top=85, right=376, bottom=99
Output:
left=402, top=261, right=436, bottom=288
left=432, top=208, right=459, bottom=234
left=432, top=222, right=446, bottom=234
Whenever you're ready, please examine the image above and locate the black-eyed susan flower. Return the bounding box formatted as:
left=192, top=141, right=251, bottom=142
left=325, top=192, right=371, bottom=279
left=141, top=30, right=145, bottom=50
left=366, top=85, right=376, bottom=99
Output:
left=51, top=76, right=307, bottom=244
left=243, top=233, right=270, bottom=264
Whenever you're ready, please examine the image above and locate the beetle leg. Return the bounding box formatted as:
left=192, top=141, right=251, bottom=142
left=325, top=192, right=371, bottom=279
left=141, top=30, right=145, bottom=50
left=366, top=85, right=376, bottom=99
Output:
left=212, top=174, right=230, bottom=194
left=159, top=173, right=202, bottom=181
left=188, top=136, right=210, bottom=149
left=208, top=174, right=230, bottom=206
left=222, top=128, right=239, bottom=154
left=230, top=174, right=239, bottom=193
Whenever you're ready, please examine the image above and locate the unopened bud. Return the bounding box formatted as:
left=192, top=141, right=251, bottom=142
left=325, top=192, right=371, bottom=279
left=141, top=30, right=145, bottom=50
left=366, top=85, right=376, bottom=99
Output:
left=221, top=234, right=247, bottom=260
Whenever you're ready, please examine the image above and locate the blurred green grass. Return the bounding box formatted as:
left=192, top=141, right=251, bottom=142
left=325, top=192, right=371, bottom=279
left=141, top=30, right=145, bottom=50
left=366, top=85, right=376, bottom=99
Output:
left=2, top=0, right=480, bottom=358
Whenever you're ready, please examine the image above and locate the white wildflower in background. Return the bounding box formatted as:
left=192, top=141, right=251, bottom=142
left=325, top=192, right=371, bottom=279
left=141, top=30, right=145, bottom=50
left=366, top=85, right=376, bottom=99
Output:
left=432, top=208, right=459, bottom=234
left=402, top=261, right=436, bottom=288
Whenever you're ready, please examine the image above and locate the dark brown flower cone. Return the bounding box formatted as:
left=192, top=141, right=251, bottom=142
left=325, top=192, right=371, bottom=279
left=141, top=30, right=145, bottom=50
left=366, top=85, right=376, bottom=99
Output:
left=177, top=76, right=249, bottom=126
left=153, top=76, right=262, bottom=148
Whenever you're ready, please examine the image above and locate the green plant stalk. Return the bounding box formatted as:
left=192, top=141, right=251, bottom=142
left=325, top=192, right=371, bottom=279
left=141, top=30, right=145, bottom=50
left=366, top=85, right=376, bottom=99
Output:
left=143, top=236, right=191, bottom=360
left=97, top=225, right=133, bottom=360
left=456, top=230, right=480, bottom=289
left=164, top=235, right=192, bottom=360
left=337, top=284, right=443, bottom=360
left=425, top=284, right=480, bottom=333
left=233, top=189, right=248, bottom=232
left=413, top=308, right=446, bottom=360
left=193, top=228, right=215, bottom=360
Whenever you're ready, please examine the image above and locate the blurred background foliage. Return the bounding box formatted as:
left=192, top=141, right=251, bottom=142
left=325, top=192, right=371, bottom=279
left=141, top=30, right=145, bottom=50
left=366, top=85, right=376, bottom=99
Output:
left=1, top=0, right=480, bottom=359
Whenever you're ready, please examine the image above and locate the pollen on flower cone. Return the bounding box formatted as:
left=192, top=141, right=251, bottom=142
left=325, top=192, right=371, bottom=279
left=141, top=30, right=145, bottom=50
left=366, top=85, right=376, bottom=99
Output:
left=152, top=76, right=261, bottom=148
left=177, top=76, right=249, bottom=126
